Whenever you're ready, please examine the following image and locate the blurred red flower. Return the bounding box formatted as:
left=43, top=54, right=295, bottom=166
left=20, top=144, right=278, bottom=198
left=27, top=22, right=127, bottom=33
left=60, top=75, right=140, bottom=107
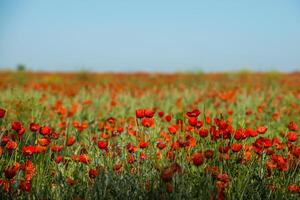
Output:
left=11, top=121, right=22, bottom=132
left=231, top=143, right=243, bottom=153
left=135, top=109, right=145, bottom=118
left=5, top=140, right=17, bottom=150
left=20, top=180, right=31, bottom=192
left=66, top=137, right=76, bottom=146
left=144, top=109, right=155, bottom=118
left=191, top=152, right=204, bottom=166
left=0, top=108, right=6, bottom=118
left=287, top=121, right=298, bottom=131
left=287, top=132, right=298, bottom=142
left=141, top=118, right=154, bottom=128
left=98, top=140, right=108, bottom=150
left=29, top=122, right=40, bottom=132
left=5, top=162, right=20, bottom=179
left=40, top=126, right=52, bottom=136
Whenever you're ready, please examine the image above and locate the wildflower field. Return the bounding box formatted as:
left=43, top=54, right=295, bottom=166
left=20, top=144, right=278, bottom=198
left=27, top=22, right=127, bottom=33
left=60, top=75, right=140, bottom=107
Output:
left=0, top=71, right=299, bottom=200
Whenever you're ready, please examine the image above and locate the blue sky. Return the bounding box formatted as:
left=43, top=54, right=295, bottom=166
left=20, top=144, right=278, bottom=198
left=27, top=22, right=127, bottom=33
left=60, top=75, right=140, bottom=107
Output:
left=0, top=0, right=300, bottom=72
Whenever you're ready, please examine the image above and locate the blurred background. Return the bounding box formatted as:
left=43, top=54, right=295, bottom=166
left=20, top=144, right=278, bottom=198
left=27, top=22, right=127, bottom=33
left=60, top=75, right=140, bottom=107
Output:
left=0, top=0, right=300, bottom=72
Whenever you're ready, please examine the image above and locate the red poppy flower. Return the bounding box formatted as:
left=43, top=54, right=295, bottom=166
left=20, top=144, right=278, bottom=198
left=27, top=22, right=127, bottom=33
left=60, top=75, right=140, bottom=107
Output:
left=55, top=155, right=64, bottom=163
left=168, top=125, right=178, bottom=135
left=51, top=132, right=60, bottom=139
left=191, top=152, right=204, bottom=166
left=5, top=162, right=20, bottom=179
left=245, top=128, right=257, bottom=137
left=196, top=120, right=204, bottom=128
left=18, top=127, right=26, bottom=136
left=89, top=168, right=100, bottom=179
left=144, top=109, right=155, bottom=118
left=35, top=145, right=47, bottom=154
left=252, top=137, right=273, bottom=154
left=257, top=126, right=267, bottom=134
left=128, top=154, right=135, bottom=164
left=40, top=126, right=52, bottom=136
left=141, top=118, right=154, bottom=128
left=205, top=116, right=211, bottom=124
left=98, top=140, right=108, bottom=150
left=71, top=155, right=80, bottom=162
left=38, top=138, right=51, bottom=146
left=0, top=179, right=10, bottom=193
left=186, top=109, right=200, bottom=117
left=106, top=117, right=116, bottom=124
left=126, top=142, right=136, bottom=153
left=158, top=111, right=164, bottom=118
left=287, top=132, right=298, bottom=142
left=231, top=143, right=243, bottom=153
left=135, top=109, right=145, bottom=118
left=11, top=121, right=22, bottom=132
left=171, top=141, right=180, bottom=150
left=157, top=142, right=166, bottom=150
left=66, top=137, right=76, bottom=146
left=22, top=145, right=36, bottom=156
left=21, top=160, right=35, bottom=181
left=50, top=145, right=63, bottom=153
left=19, top=180, right=31, bottom=192
left=188, top=117, right=197, bottom=127
left=5, top=140, right=17, bottom=150
left=234, top=128, right=245, bottom=140
left=164, top=115, right=172, bottom=122
left=139, top=152, right=147, bottom=161
left=292, top=146, right=300, bottom=158
left=116, top=126, right=123, bottom=133
left=287, top=121, right=298, bottom=131
left=198, top=128, right=209, bottom=138
left=29, top=122, right=40, bottom=132
left=288, top=184, right=300, bottom=193
left=1, top=135, right=10, bottom=144
left=139, top=141, right=149, bottom=149
left=0, top=108, right=6, bottom=118
left=79, top=154, right=90, bottom=164
left=272, top=154, right=288, bottom=171
left=262, top=138, right=273, bottom=148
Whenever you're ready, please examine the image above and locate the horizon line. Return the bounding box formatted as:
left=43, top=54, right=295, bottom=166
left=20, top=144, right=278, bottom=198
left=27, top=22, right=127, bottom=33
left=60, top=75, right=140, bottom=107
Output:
left=1, top=65, right=300, bottom=73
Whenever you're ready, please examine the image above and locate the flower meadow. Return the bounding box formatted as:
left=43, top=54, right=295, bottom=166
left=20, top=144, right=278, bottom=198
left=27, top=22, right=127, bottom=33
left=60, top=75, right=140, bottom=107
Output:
left=0, top=71, right=299, bottom=200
